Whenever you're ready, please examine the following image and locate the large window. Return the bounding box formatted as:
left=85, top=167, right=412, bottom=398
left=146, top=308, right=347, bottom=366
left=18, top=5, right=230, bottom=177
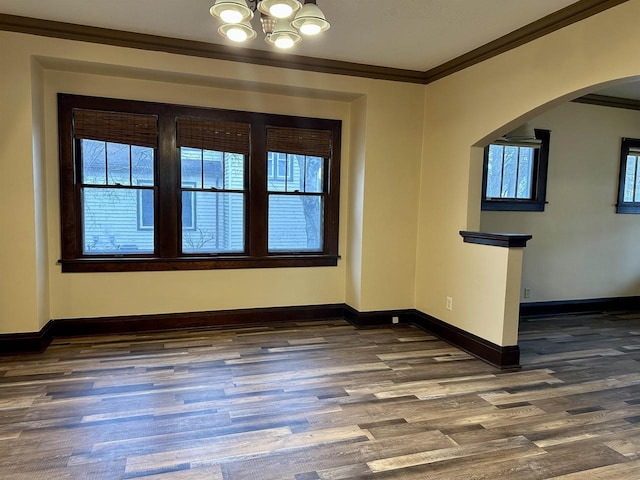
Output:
left=481, top=129, right=550, bottom=212
left=616, top=138, right=640, bottom=214
left=58, top=94, right=341, bottom=272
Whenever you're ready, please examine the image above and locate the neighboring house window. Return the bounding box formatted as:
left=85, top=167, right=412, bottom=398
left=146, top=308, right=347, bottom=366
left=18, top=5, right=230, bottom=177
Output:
left=481, top=129, right=550, bottom=211
left=58, top=94, right=341, bottom=272
left=616, top=138, right=640, bottom=214
left=137, top=180, right=155, bottom=230
left=267, top=152, right=294, bottom=181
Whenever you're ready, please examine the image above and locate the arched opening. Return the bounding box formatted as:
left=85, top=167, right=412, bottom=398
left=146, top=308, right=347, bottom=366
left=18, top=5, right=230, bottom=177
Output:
left=473, top=78, right=640, bottom=364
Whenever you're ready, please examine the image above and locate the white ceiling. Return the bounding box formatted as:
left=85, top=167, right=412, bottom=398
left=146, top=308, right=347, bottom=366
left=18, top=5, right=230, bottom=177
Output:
left=0, top=0, right=579, bottom=71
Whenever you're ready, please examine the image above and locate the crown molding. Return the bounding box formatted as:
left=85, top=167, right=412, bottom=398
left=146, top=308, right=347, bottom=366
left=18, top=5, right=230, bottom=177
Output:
left=0, top=0, right=629, bottom=85
left=572, top=93, right=640, bottom=111
left=0, top=13, right=425, bottom=84
left=423, top=0, right=629, bottom=83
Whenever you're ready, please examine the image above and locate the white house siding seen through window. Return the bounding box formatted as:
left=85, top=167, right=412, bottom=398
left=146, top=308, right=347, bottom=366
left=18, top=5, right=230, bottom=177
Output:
left=180, top=147, right=245, bottom=254
left=267, top=152, right=324, bottom=252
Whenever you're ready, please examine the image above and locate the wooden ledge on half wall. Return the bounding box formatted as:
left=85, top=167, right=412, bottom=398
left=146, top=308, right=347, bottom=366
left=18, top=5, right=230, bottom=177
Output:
left=459, top=231, right=532, bottom=248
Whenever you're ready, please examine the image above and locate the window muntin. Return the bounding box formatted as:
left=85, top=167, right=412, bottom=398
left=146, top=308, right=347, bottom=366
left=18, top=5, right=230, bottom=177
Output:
left=616, top=138, right=640, bottom=214
left=482, top=129, right=550, bottom=212
left=58, top=94, right=341, bottom=272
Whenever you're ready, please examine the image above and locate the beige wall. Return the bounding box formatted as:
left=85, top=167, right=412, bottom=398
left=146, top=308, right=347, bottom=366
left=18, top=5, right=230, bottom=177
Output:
left=482, top=102, right=640, bottom=303
left=417, top=1, right=640, bottom=346
left=0, top=38, right=40, bottom=333
left=0, top=30, right=424, bottom=333
left=2, top=0, right=640, bottom=346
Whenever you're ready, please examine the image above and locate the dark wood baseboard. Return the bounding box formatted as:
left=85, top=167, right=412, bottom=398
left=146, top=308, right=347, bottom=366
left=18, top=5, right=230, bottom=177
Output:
left=52, top=304, right=345, bottom=337
left=402, top=310, right=520, bottom=370
left=1, top=304, right=519, bottom=369
left=520, top=296, right=640, bottom=317
left=343, top=306, right=519, bottom=369
left=0, top=320, right=54, bottom=355
left=343, top=305, right=410, bottom=327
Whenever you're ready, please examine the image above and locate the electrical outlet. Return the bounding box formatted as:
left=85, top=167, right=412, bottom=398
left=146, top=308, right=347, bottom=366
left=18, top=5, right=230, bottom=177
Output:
left=392, top=316, right=399, bottom=324
left=446, top=296, right=453, bottom=311
left=524, top=288, right=531, bottom=299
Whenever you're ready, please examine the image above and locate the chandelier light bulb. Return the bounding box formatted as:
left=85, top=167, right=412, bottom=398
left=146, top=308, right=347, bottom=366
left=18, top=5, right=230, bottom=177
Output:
left=291, top=1, right=330, bottom=36
left=299, top=22, right=321, bottom=35
left=274, top=34, right=295, bottom=48
left=227, top=26, right=248, bottom=42
left=219, top=20, right=257, bottom=43
left=219, top=8, right=244, bottom=23
left=269, top=17, right=301, bottom=49
left=258, top=0, right=302, bottom=19
left=270, top=4, right=293, bottom=18
left=210, top=0, right=253, bottom=23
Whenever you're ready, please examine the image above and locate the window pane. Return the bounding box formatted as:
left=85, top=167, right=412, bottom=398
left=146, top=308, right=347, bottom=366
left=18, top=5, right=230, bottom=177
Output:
left=181, top=147, right=202, bottom=188
left=81, top=139, right=106, bottom=185
left=224, top=152, right=245, bottom=190
left=131, top=146, right=154, bottom=185
left=106, top=142, right=131, bottom=186
left=203, top=150, right=223, bottom=189
left=138, top=188, right=154, bottom=228
left=305, top=156, right=324, bottom=193
left=182, top=191, right=195, bottom=230
left=501, top=146, right=518, bottom=198
left=268, top=195, right=323, bottom=252
left=635, top=156, right=640, bottom=202
left=82, top=187, right=154, bottom=254
left=286, top=154, right=303, bottom=193
left=486, top=145, right=504, bottom=198
left=267, top=152, right=287, bottom=192
left=516, top=147, right=534, bottom=199
left=624, top=155, right=636, bottom=202
left=267, top=153, right=275, bottom=180
left=182, top=192, right=244, bottom=254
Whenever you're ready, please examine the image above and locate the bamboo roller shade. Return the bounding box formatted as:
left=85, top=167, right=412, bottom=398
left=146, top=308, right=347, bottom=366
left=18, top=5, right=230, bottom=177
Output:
left=73, top=109, right=158, bottom=148
left=267, top=127, right=332, bottom=158
left=177, top=117, right=250, bottom=155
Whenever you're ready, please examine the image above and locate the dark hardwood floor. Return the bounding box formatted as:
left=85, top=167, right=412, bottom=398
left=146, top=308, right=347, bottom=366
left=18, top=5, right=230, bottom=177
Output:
left=1, top=311, right=640, bottom=479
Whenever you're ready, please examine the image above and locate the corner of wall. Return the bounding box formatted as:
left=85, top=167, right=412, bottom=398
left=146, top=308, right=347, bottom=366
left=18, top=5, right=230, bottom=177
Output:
left=30, top=57, right=51, bottom=330
left=345, top=94, right=368, bottom=311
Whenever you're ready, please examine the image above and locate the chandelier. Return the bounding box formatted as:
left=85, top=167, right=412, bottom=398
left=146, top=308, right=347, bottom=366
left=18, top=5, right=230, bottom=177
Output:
left=210, top=0, right=330, bottom=49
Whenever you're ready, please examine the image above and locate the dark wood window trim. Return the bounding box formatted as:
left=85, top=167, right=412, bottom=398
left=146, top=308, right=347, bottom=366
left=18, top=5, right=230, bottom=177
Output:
left=481, top=129, right=550, bottom=212
left=58, top=94, right=341, bottom=273
left=616, top=137, right=640, bottom=214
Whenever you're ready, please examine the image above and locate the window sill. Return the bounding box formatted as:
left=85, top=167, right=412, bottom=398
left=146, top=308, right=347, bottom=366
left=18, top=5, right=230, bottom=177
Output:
left=616, top=203, right=640, bottom=214
left=59, top=255, right=340, bottom=273
left=481, top=200, right=546, bottom=212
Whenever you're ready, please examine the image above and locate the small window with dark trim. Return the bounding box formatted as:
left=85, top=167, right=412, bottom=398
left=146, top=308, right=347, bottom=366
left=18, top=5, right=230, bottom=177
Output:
left=58, top=94, right=341, bottom=272
left=616, top=138, right=640, bottom=214
left=481, top=129, right=550, bottom=212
